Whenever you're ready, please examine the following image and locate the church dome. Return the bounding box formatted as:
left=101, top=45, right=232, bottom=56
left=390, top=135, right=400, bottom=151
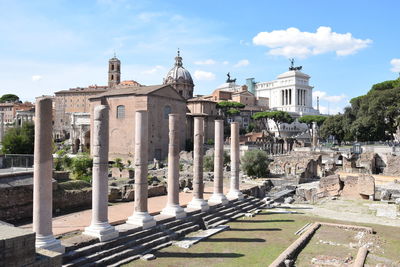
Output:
left=164, top=50, right=193, bottom=85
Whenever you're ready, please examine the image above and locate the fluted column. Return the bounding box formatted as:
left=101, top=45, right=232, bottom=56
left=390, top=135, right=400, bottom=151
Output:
left=127, top=111, right=156, bottom=228
left=84, top=105, right=118, bottom=241
left=209, top=120, right=228, bottom=205
left=161, top=114, right=186, bottom=219
left=187, top=117, right=209, bottom=211
left=33, top=97, right=65, bottom=253
left=227, top=122, right=243, bottom=200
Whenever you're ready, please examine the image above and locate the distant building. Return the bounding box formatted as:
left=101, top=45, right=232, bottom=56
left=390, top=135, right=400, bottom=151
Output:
left=254, top=68, right=319, bottom=115
left=0, top=102, right=35, bottom=125
left=89, top=85, right=187, bottom=161
left=163, top=50, right=194, bottom=100
left=53, top=55, right=142, bottom=141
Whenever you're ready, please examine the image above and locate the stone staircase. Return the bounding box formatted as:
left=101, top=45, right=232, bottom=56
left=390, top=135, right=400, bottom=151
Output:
left=62, top=196, right=265, bottom=267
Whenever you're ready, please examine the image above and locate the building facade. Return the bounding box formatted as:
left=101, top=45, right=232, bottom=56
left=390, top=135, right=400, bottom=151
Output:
left=254, top=69, right=319, bottom=115
left=89, top=85, right=187, bottom=161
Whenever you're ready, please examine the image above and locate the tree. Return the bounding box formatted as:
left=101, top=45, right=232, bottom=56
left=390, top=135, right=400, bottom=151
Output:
left=0, top=94, right=20, bottom=103
left=319, top=114, right=346, bottom=144
left=1, top=122, right=34, bottom=154
left=216, top=101, right=245, bottom=137
left=240, top=150, right=270, bottom=178
left=298, top=115, right=327, bottom=141
left=252, top=111, right=294, bottom=137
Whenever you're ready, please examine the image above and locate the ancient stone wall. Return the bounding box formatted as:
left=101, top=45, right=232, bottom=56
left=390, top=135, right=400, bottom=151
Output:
left=0, top=176, right=92, bottom=223
left=269, top=152, right=322, bottom=181
left=383, top=154, right=400, bottom=176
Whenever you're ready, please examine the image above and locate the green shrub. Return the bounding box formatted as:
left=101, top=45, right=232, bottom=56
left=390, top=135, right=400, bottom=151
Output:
left=240, top=150, right=270, bottom=178
left=113, top=158, right=124, bottom=171
left=204, top=151, right=230, bottom=172
left=70, top=154, right=93, bottom=181
left=204, top=155, right=214, bottom=172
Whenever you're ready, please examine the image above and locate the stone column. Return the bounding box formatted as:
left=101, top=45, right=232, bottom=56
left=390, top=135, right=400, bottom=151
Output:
left=187, top=117, right=209, bottom=211
left=227, top=122, right=243, bottom=200
left=161, top=114, right=186, bottom=219
left=84, top=105, right=118, bottom=241
left=209, top=120, right=228, bottom=205
left=312, top=122, right=318, bottom=150
left=33, top=97, right=65, bottom=253
left=127, top=111, right=156, bottom=228
left=0, top=112, right=4, bottom=143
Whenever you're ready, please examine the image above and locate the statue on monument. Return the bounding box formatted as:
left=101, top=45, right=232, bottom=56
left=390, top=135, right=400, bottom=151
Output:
left=289, top=58, right=302, bottom=71
left=226, top=72, right=236, bottom=83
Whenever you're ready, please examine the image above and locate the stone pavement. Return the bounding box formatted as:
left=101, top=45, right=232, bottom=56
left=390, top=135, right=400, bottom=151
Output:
left=20, top=184, right=255, bottom=236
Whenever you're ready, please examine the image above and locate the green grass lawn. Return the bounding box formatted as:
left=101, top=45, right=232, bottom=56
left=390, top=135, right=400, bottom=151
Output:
left=125, top=210, right=400, bottom=267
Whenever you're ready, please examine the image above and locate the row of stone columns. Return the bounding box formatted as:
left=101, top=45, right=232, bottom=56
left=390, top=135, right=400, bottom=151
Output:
left=32, top=102, right=243, bottom=253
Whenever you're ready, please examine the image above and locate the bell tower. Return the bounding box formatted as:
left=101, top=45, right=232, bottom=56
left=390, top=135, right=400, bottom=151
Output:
left=108, top=54, right=121, bottom=88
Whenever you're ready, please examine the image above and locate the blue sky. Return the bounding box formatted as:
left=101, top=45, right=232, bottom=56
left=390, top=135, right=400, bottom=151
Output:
left=0, top=0, right=399, bottom=114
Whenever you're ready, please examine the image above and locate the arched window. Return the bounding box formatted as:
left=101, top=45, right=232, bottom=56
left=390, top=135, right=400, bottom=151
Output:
left=163, top=105, right=171, bottom=119
left=111, top=74, right=114, bottom=80
left=111, top=64, right=114, bottom=71
left=117, top=105, right=125, bottom=118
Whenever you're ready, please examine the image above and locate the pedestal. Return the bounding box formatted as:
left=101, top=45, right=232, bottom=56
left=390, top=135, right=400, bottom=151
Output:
left=84, top=222, right=119, bottom=242
left=36, top=234, right=65, bottom=253
left=127, top=212, right=156, bottom=229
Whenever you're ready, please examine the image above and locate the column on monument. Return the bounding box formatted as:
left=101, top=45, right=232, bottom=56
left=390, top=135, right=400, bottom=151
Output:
left=161, top=114, right=186, bottom=219
left=227, top=122, right=243, bottom=200
left=188, top=117, right=209, bottom=211
left=209, top=119, right=229, bottom=205
left=33, top=97, right=65, bottom=253
left=83, top=105, right=118, bottom=241
left=127, top=111, right=156, bottom=228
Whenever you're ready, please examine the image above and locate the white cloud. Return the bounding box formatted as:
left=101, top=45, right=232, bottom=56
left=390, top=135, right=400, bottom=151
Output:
left=194, top=70, right=216, bottom=81
left=222, top=61, right=229, bottom=65
left=31, top=75, right=42, bottom=81
left=234, top=59, right=249, bottom=68
left=318, top=105, right=343, bottom=115
left=313, top=90, right=347, bottom=103
left=390, top=58, right=400, bottom=72
left=194, top=59, right=216, bottom=65
left=253, top=26, right=372, bottom=58
left=141, top=65, right=164, bottom=75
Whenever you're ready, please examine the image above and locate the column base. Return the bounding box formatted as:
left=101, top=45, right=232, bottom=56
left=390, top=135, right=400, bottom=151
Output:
left=161, top=204, right=186, bottom=219
left=208, top=193, right=229, bottom=205
left=227, top=189, right=244, bottom=200
left=84, top=222, right=119, bottom=242
left=187, top=198, right=209, bottom=211
left=126, top=212, right=156, bottom=229
left=35, top=234, right=65, bottom=253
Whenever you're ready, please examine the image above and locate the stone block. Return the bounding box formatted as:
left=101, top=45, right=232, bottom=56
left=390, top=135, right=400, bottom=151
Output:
left=341, top=176, right=360, bottom=198
left=358, top=174, right=375, bottom=197
left=318, top=174, right=341, bottom=196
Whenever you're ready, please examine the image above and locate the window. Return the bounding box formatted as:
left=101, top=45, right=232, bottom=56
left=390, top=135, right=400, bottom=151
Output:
left=111, top=64, right=114, bottom=71
left=163, top=105, right=171, bottom=119
left=111, top=74, right=114, bottom=80
left=117, top=105, right=125, bottom=118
